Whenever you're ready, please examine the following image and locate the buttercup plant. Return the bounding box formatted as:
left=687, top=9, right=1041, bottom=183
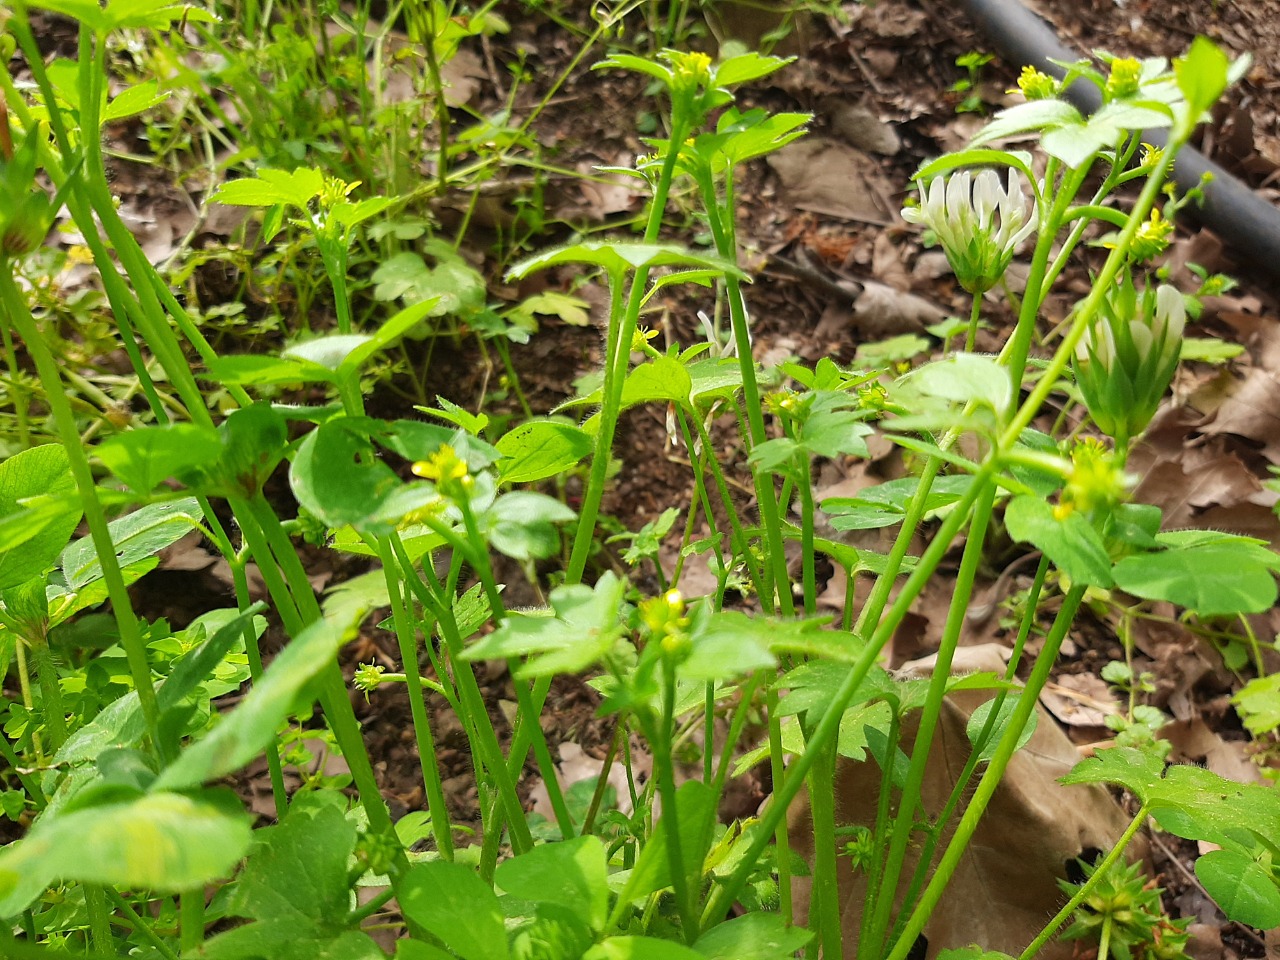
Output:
left=2, top=7, right=1280, bottom=959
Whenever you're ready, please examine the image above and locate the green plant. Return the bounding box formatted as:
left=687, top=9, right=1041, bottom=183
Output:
left=2, top=5, right=1278, bottom=960
left=950, top=51, right=995, bottom=113
left=1057, top=856, right=1191, bottom=960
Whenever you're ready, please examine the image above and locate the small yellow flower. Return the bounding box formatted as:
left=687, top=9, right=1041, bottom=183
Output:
left=1015, top=66, right=1058, bottom=100
left=1129, top=208, right=1174, bottom=262
left=411, top=445, right=472, bottom=497
left=1105, top=58, right=1142, bottom=100
left=641, top=588, right=690, bottom=658
left=632, top=327, right=661, bottom=354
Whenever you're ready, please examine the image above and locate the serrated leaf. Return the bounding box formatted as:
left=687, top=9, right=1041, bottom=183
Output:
left=496, top=420, right=594, bottom=484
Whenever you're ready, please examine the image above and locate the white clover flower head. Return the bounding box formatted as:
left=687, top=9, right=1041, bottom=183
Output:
left=902, top=168, right=1038, bottom=294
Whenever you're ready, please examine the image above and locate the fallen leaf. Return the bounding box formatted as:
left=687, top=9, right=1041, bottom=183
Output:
left=766, top=138, right=892, bottom=225
left=1162, top=718, right=1263, bottom=785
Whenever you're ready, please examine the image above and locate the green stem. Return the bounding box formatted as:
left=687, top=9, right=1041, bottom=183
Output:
left=687, top=404, right=765, bottom=597
left=765, top=685, right=793, bottom=927
left=0, top=312, right=30, bottom=447
left=807, top=737, right=842, bottom=960
left=699, top=173, right=792, bottom=615
left=867, top=484, right=996, bottom=956
left=82, top=884, right=114, bottom=955
left=28, top=636, right=68, bottom=752
left=704, top=460, right=993, bottom=926
left=653, top=659, right=698, bottom=942
left=180, top=888, right=205, bottom=954
left=0, top=270, right=162, bottom=739
left=884, top=584, right=1089, bottom=960
left=567, top=119, right=687, bottom=585
left=390, top=537, right=534, bottom=858
left=104, top=888, right=181, bottom=960
left=375, top=536, right=455, bottom=859
left=887, top=555, right=1050, bottom=951
left=236, top=496, right=413, bottom=883
left=1018, top=806, right=1149, bottom=960
left=963, top=295, right=982, bottom=353
left=456, top=496, right=575, bottom=841
left=0, top=731, right=45, bottom=810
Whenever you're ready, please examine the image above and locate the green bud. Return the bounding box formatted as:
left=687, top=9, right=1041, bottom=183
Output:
left=1073, top=273, right=1186, bottom=445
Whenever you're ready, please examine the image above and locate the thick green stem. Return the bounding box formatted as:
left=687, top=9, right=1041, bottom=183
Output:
left=180, top=888, right=205, bottom=954
left=83, top=884, right=113, bottom=955
left=765, top=684, right=793, bottom=926
left=29, top=636, right=68, bottom=752
left=807, top=737, right=841, bottom=959
left=652, top=659, right=698, bottom=942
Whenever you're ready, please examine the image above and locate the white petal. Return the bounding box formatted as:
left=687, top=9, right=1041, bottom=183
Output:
left=1130, top=321, right=1154, bottom=361
left=947, top=171, right=971, bottom=226
left=973, top=170, right=1000, bottom=225
left=1155, top=284, right=1186, bottom=342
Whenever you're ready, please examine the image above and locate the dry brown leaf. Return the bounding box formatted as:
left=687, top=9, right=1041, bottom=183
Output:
left=1200, top=366, right=1280, bottom=460
left=1041, top=673, right=1119, bottom=728
left=826, top=99, right=902, bottom=156
left=1162, top=718, right=1263, bottom=785
left=766, top=138, right=892, bottom=225
left=851, top=280, right=945, bottom=337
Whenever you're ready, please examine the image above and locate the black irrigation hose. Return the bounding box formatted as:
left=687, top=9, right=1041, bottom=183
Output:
left=956, top=0, right=1280, bottom=275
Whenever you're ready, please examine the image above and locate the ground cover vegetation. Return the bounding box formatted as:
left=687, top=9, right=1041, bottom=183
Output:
left=1, top=0, right=1280, bottom=958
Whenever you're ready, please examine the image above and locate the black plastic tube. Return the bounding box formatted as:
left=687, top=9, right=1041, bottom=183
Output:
left=957, top=0, right=1280, bottom=275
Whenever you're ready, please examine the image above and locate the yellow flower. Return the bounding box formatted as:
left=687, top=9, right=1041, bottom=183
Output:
left=411, top=444, right=472, bottom=497
left=1105, top=58, right=1142, bottom=100
left=1015, top=66, right=1058, bottom=100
